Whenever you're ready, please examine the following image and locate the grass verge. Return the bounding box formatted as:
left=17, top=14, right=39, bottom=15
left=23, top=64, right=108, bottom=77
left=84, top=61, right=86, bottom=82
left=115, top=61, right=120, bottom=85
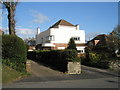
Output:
left=2, top=64, right=31, bottom=84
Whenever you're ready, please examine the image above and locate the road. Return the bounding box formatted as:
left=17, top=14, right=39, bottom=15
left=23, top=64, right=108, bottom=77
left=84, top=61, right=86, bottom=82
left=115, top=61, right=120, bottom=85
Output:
left=3, top=60, right=119, bottom=88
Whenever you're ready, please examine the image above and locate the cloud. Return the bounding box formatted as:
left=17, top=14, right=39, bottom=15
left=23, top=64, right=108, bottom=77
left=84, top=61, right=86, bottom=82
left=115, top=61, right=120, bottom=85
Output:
left=16, top=28, right=36, bottom=39
left=0, top=27, right=9, bottom=34
left=0, top=27, right=36, bottom=39
left=30, top=10, right=49, bottom=24
left=28, top=26, right=33, bottom=28
left=16, top=28, right=36, bottom=35
left=16, top=26, right=22, bottom=28
left=0, top=27, right=35, bottom=35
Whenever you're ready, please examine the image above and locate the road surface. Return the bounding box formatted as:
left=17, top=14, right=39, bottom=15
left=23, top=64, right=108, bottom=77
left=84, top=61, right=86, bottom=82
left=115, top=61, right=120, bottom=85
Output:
left=3, top=60, right=119, bottom=88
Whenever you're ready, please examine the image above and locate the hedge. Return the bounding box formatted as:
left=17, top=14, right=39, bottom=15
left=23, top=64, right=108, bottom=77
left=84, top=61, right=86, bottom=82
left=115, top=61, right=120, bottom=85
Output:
left=2, top=35, right=27, bottom=72
left=27, top=49, right=80, bottom=72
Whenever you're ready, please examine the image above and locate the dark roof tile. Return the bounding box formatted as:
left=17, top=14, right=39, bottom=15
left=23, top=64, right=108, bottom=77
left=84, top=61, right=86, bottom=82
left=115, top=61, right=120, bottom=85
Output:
left=50, top=19, right=75, bottom=28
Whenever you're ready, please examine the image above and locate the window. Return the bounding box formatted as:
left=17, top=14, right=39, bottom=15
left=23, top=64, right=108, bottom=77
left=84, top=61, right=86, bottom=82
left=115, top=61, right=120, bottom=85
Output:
left=41, top=38, right=43, bottom=43
left=72, top=37, right=80, bottom=41
left=78, top=50, right=83, bottom=53
left=46, top=35, right=54, bottom=41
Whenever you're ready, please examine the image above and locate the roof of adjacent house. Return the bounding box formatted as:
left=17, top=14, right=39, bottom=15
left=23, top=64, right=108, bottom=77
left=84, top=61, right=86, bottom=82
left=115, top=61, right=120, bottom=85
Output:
left=86, top=34, right=109, bottom=45
left=96, top=34, right=109, bottom=37
left=50, top=19, right=75, bottom=28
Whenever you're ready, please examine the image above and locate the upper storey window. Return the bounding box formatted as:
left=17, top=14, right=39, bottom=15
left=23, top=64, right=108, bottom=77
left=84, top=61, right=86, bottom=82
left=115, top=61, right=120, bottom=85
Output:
left=46, top=35, right=54, bottom=41
left=72, top=37, right=80, bottom=41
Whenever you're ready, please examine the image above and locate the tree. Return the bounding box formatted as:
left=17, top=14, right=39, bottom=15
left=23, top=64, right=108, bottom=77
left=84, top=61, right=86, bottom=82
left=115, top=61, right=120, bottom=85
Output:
left=2, top=0, right=18, bottom=35
left=111, top=25, right=120, bottom=39
left=107, top=25, right=120, bottom=55
left=86, top=32, right=100, bottom=41
left=67, top=38, right=77, bottom=50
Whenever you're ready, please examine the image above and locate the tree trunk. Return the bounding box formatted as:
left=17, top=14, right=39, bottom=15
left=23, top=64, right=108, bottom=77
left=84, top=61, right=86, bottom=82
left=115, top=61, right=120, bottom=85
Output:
left=7, top=7, right=16, bottom=35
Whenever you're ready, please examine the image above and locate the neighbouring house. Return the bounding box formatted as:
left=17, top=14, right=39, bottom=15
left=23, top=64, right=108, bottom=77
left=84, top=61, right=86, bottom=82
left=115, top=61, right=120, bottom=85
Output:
left=36, top=19, right=86, bottom=53
left=86, top=34, right=115, bottom=53
left=24, top=37, right=36, bottom=51
left=86, top=34, right=109, bottom=48
left=86, top=34, right=111, bottom=50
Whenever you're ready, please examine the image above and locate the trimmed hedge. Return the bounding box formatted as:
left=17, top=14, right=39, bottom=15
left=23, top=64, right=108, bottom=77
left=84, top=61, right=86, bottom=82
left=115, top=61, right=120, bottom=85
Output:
left=27, top=49, right=80, bottom=72
left=2, top=35, right=27, bottom=72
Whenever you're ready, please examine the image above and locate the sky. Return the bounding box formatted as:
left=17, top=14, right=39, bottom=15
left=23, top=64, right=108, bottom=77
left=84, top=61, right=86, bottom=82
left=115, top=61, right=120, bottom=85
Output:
left=1, top=2, right=118, bottom=40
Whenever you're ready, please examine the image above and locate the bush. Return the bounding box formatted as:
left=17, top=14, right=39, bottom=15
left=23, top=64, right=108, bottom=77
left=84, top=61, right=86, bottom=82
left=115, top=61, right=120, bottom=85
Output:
left=63, top=49, right=80, bottom=62
left=81, top=51, right=110, bottom=69
left=2, top=35, right=27, bottom=72
left=89, top=52, right=100, bottom=63
left=67, top=38, right=77, bottom=50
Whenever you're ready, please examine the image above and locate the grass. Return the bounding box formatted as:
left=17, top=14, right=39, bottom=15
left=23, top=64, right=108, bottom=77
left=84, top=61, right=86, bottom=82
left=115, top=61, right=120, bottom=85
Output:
left=2, top=64, right=31, bottom=84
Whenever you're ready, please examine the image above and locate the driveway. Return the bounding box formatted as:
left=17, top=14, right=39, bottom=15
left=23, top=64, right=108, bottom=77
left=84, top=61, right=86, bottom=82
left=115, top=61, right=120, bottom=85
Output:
left=3, top=60, right=119, bottom=88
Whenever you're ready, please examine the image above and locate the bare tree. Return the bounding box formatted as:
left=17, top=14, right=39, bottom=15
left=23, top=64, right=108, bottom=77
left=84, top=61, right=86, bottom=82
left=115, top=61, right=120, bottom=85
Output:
left=86, top=32, right=100, bottom=41
left=108, top=25, right=120, bottom=54
left=1, top=0, right=18, bottom=35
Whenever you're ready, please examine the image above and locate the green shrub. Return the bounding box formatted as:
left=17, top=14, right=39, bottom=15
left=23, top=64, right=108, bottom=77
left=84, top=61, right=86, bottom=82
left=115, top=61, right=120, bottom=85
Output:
left=89, top=52, right=100, bottom=63
left=25, top=44, right=29, bottom=51
left=63, top=49, right=80, bottom=62
left=2, top=35, right=27, bottom=72
left=67, top=38, right=77, bottom=50
left=88, top=52, right=109, bottom=62
left=83, top=52, right=110, bottom=69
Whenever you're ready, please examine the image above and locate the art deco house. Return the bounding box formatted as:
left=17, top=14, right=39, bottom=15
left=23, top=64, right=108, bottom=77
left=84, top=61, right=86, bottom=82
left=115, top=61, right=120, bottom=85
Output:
left=36, top=19, right=86, bottom=53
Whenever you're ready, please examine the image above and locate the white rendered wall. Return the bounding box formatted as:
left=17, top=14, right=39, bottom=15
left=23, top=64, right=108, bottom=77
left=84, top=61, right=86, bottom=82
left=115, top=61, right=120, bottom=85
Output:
left=36, top=25, right=85, bottom=51
left=36, top=29, right=50, bottom=45
left=76, top=46, right=85, bottom=53
left=50, top=25, right=85, bottom=44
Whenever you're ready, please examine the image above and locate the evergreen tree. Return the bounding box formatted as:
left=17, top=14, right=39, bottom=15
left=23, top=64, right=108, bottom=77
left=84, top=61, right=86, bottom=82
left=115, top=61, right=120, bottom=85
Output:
left=67, top=38, right=77, bottom=50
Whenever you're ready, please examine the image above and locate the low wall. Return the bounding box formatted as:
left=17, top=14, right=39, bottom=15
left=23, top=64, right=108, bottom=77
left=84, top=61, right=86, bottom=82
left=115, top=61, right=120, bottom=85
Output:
left=67, top=62, right=81, bottom=74
left=26, top=60, right=31, bottom=73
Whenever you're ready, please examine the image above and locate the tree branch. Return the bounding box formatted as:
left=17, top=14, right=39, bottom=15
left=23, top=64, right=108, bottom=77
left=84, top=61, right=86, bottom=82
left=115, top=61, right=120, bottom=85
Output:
left=3, top=1, right=10, bottom=8
left=14, top=0, right=19, bottom=6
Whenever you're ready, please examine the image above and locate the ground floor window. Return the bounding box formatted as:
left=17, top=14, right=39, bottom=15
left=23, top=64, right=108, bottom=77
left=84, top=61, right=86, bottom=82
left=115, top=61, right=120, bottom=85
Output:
left=77, top=50, right=84, bottom=53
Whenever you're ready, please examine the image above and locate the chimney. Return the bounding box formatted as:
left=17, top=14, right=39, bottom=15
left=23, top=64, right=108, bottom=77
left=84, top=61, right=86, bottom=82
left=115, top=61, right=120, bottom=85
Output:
left=76, top=24, right=79, bottom=30
left=37, top=27, right=40, bottom=34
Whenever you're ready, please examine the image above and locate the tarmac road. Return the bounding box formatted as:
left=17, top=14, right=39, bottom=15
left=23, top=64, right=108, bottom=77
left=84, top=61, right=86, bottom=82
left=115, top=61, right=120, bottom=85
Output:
left=2, top=60, right=119, bottom=88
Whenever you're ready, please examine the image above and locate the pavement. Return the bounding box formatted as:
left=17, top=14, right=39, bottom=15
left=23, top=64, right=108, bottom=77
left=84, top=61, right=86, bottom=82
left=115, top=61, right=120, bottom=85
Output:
left=2, top=60, right=119, bottom=88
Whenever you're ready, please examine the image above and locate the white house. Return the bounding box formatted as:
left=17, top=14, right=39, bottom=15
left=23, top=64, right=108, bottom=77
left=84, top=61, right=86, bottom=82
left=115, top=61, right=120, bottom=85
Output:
left=36, top=19, right=86, bottom=53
